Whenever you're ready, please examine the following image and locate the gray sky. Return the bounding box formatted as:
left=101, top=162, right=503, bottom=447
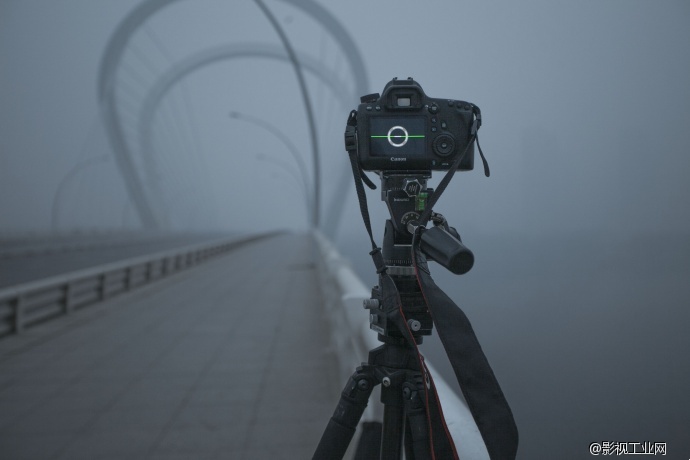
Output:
left=1, top=0, right=688, bottom=238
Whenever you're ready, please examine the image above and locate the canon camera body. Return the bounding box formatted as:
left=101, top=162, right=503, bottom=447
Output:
left=351, top=78, right=477, bottom=172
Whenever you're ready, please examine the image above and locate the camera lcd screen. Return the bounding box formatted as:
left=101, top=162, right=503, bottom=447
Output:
left=369, top=116, right=426, bottom=157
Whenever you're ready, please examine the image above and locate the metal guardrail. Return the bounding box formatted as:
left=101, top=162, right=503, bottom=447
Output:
left=0, top=231, right=192, bottom=259
left=311, top=229, right=490, bottom=460
left=0, top=232, right=278, bottom=339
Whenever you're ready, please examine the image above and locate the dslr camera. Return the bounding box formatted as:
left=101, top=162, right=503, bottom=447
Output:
left=348, top=77, right=478, bottom=171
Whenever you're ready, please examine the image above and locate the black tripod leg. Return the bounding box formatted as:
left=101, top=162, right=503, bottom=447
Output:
left=313, top=367, right=375, bottom=460
left=404, top=422, right=415, bottom=460
left=406, top=404, right=431, bottom=459
left=404, top=379, right=432, bottom=460
left=380, top=401, right=405, bottom=459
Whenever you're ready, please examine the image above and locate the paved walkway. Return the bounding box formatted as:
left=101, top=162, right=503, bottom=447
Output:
left=0, top=232, right=339, bottom=459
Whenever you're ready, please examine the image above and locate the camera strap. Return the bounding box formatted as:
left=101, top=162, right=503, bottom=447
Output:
left=417, top=104, right=489, bottom=228
left=411, top=232, right=519, bottom=460
left=345, top=109, right=518, bottom=459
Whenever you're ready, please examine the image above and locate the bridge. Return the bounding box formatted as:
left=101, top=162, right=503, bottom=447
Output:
left=4, top=1, right=690, bottom=459
left=0, top=1, right=487, bottom=458
left=0, top=229, right=486, bottom=459
left=1, top=233, right=336, bottom=458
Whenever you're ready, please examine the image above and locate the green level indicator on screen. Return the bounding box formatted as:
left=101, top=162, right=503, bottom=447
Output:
left=372, top=125, right=425, bottom=148
left=370, top=135, right=425, bottom=138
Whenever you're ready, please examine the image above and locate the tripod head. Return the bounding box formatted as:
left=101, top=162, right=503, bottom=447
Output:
left=364, top=171, right=475, bottom=343
left=378, top=171, right=474, bottom=275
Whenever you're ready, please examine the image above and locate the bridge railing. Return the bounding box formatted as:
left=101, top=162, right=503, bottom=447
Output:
left=312, top=229, right=489, bottom=459
left=0, top=233, right=275, bottom=339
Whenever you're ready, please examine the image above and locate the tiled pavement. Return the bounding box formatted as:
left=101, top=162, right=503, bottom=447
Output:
left=0, top=232, right=340, bottom=459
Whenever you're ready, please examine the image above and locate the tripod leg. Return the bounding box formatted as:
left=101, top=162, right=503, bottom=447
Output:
left=380, top=402, right=405, bottom=459
left=403, top=379, right=432, bottom=460
left=378, top=371, right=432, bottom=460
left=313, top=367, right=375, bottom=460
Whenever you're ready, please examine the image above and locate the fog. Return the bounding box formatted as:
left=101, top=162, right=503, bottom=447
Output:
left=1, top=1, right=689, bottom=458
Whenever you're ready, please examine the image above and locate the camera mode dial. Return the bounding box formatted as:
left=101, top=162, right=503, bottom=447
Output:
left=433, top=134, right=455, bottom=156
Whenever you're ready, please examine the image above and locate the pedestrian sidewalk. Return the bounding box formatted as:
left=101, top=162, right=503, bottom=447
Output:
left=0, top=232, right=340, bottom=459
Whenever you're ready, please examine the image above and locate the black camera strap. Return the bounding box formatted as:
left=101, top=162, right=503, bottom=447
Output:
left=411, top=232, right=519, bottom=460
left=345, top=109, right=518, bottom=459
left=411, top=113, right=517, bottom=458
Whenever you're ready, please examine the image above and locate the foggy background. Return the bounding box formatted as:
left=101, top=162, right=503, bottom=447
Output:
left=1, top=1, right=689, bottom=458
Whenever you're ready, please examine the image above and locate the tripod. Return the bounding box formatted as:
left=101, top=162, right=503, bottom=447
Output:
left=313, top=337, right=431, bottom=459
left=314, top=174, right=472, bottom=459
left=313, top=167, right=519, bottom=459
left=316, top=81, right=519, bottom=458
left=313, top=237, right=433, bottom=459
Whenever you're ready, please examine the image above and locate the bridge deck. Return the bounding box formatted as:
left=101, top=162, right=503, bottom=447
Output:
left=0, top=233, right=339, bottom=459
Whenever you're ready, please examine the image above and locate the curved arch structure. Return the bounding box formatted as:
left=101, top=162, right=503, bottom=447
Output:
left=98, top=0, right=368, bottom=229
left=137, top=43, right=353, bottom=226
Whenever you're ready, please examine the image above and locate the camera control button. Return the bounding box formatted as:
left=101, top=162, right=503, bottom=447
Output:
left=360, top=92, right=379, bottom=103
left=433, top=134, right=455, bottom=156
left=428, top=104, right=439, bottom=114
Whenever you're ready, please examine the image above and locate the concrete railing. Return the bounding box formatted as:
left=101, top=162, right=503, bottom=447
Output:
left=312, top=229, right=489, bottom=459
left=0, top=232, right=277, bottom=339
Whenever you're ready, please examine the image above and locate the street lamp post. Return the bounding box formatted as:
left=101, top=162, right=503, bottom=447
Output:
left=255, top=0, right=320, bottom=229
